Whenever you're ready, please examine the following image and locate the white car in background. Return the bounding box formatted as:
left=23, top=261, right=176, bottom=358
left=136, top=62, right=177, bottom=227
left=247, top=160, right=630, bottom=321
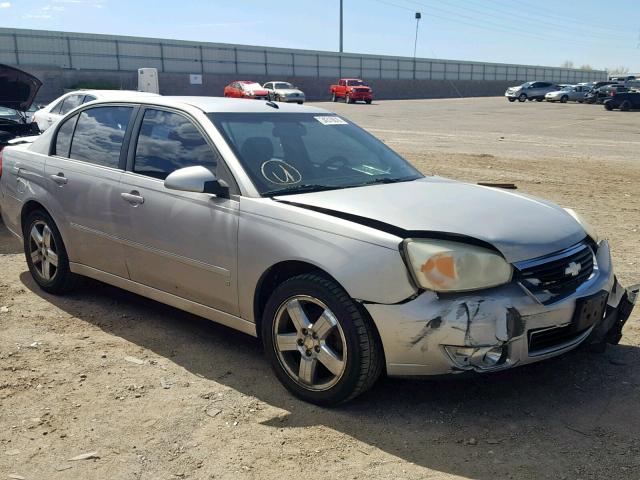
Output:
left=32, top=90, right=159, bottom=132
left=262, top=81, right=306, bottom=104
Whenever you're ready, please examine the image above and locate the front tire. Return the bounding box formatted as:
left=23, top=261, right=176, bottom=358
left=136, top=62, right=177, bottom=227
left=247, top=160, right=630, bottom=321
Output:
left=604, top=101, right=615, bottom=111
left=23, top=209, right=79, bottom=294
left=560, top=96, right=568, bottom=103
left=261, top=273, right=384, bottom=406
left=331, top=93, right=337, bottom=102
left=518, top=93, right=527, bottom=102
left=620, top=100, right=631, bottom=111
left=508, top=97, right=516, bottom=102
left=346, top=95, right=354, bottom=104
left=365, top=99, right=372, bottom=104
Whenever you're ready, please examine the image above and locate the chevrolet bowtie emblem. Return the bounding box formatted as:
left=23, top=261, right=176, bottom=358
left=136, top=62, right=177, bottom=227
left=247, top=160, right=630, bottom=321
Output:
left=565, top=261, right=581, bottom=277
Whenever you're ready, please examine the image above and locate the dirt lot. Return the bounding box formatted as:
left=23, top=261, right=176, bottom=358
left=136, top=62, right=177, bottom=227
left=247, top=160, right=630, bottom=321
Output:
left=1, top=97, right=639, bottom=480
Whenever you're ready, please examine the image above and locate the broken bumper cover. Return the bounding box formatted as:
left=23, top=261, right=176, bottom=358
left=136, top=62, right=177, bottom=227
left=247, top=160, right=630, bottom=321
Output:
left=364, top=240, right=638, bottom=376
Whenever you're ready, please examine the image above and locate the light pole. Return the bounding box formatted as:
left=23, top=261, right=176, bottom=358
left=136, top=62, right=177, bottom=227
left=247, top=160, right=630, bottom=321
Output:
left=413, top=12, right=421, bottom=79
left=413, top=12, right=421, bottom=59
left=339, top=0, right=344, bottom=53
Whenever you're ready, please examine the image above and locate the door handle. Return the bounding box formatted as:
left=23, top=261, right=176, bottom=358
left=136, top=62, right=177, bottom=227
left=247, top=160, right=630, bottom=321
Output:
left=121, top=191, right=144, bottom=205
left=50, top=173, right=68, bottom=185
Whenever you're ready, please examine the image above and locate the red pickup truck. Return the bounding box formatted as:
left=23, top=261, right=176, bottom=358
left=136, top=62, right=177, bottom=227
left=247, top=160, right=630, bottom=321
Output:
left=330, top=79, right=373, bottom=104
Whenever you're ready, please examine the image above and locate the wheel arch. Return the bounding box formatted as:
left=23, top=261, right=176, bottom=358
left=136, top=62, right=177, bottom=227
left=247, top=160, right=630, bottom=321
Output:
left=20, top=200, right=55, bottom=235
left=252, top=260, right=382, bottom=343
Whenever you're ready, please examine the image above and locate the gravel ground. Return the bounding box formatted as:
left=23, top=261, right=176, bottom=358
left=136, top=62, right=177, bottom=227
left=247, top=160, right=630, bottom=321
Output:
left=1, top=97, right=639, bottom=480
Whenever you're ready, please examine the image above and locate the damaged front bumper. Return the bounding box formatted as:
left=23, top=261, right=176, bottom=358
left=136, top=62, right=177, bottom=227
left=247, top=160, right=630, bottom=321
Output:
left=365, top=240, right=638, bottom=376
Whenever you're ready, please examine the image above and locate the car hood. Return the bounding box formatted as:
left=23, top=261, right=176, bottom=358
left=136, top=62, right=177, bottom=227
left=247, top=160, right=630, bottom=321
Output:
left=275, top=177, right=587, bottom=263
left=246, top=89, right=268, bottom=95
left=0, top=64, right=42, bottom=111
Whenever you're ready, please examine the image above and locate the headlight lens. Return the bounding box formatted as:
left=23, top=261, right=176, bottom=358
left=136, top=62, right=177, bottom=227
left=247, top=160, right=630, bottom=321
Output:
left=404, top=240, right=513, bottom=292
left=564, top=208, right=600, bottom=242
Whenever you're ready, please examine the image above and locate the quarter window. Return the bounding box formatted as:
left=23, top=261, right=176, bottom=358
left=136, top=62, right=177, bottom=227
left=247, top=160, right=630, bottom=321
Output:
left=69, top=106, right=133, bottom=168
left=133, top=109, right=217, bottom=180
left=54, top=114, right=78, bottom=157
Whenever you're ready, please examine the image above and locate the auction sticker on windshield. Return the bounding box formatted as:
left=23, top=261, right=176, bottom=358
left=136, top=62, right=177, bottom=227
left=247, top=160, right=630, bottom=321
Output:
left=315, top=116, right=348, bottom=125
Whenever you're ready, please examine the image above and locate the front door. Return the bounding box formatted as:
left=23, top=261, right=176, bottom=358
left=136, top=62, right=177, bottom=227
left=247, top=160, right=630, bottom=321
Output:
left=117, top=107, right=240, bottom=315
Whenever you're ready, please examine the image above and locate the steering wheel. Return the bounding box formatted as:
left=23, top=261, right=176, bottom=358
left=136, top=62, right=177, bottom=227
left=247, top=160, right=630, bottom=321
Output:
left=322, top=155, right=350, bottom=170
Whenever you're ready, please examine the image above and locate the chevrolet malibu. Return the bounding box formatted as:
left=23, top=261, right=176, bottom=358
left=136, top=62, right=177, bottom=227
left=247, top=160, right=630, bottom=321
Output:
left=0, top=97, right=637, bottom=405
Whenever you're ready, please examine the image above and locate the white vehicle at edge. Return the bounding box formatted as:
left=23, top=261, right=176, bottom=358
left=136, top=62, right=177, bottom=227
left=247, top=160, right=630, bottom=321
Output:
left=32, top=90, right=160, bottom=132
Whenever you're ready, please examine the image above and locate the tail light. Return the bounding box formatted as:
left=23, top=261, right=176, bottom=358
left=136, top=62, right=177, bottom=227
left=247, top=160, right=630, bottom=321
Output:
left=611, top=90, right=616, bottom=96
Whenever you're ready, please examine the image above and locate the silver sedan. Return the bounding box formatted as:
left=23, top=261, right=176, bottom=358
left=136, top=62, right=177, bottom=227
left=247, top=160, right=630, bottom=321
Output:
left=0, top=97, right=636, bottom=405
left=545, top=85, right=592, bottom=103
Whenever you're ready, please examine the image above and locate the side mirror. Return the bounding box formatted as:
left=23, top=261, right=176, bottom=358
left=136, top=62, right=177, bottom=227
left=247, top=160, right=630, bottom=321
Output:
left=164, top=166, right=229, bottom=198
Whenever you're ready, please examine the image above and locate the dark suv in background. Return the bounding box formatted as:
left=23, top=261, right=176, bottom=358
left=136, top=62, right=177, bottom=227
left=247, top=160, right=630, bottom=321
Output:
left=604, top=92, right=640, bottom=111
left=585, top=84, right=629, bottom=104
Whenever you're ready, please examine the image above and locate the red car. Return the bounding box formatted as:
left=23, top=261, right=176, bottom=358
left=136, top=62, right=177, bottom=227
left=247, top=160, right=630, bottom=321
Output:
left=224, top=81, right=269, bottom=100
left=330, top=78, right=373, bottom=104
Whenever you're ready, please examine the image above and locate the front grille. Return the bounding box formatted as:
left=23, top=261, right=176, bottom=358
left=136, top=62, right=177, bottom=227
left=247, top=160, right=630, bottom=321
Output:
left=516, top=243, right=594, bottom=301
left=528, top=325, right=588, bottom=353
left=354, top=87, right=370, bottom=93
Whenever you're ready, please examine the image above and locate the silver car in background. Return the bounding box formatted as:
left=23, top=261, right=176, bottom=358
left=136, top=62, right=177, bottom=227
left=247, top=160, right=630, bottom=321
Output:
left=545, top=84, right=592, bottom=103
left=505, top=81, right=559, bottom=102
left=263, top=81, right=305, bottom=104
left=0, top=97, right=636, bottom=405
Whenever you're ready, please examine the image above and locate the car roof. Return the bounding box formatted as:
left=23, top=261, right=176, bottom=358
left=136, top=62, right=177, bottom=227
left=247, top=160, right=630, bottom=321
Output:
left=66, top=89, right=160, bottom=98
left=87, top=95, right=332, bottom=114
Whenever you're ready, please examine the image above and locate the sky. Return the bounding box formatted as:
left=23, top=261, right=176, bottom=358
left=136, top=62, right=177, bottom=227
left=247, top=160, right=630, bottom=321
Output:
left=1, top=0, right=639, bottom=72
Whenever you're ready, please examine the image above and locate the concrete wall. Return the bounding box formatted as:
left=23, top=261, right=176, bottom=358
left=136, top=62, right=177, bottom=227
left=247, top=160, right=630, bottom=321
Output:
left=1, top=28, right=606, bottom=84
left=26, top=66, right=526, bottom=103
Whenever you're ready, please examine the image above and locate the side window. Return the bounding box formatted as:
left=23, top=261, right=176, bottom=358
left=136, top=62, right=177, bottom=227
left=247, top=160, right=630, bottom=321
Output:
left=59, top=95, right=85, bottom=115
left=82, top=95, right=97, bottom=104
left=54, top=114, right=78, bottom=157
left=133, top=109, right=217, bottom=180
left=50, top=99, right=66, bottom=115
left=69, top=106, right=133, bottom=168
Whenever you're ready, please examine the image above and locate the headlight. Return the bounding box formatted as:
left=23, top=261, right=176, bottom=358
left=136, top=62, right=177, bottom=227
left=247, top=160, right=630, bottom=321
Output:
left=564, top=208, right=600, bottom=242
left=403, top=239, right=513, bottom=292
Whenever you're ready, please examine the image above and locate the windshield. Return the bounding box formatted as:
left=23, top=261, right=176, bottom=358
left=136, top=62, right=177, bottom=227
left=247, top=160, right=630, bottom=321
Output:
left=208, top=113, right=423, bottom=196
left=346, top=80, right=368, bottom=86
left=521, top=82, right=533, bottom=88
left=561, top=86, right=573, bottom=91
left=0, top=107, right=22, bottom=124
left=274, top=82, right=294, bottom=89
left=243, top=82, right=263, bottom=90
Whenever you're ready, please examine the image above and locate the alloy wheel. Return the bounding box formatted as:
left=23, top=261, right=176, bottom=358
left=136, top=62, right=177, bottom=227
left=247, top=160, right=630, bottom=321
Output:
left=28, top=220, right=59, bottom=282
left=272, top=295, right=348, bottom=391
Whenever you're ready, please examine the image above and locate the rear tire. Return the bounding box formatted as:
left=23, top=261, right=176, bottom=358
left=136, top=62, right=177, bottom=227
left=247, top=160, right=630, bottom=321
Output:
left=604, top=101, right=615, bottom=111
left=23, top=209, right=80, bottom=294
left=365, top=99, right=372, bottom=104
left=346, top=95, right=353, bottom=104
left=261, top=273, right=384, bottom=406
left=535, top=97, right=544, bottom=102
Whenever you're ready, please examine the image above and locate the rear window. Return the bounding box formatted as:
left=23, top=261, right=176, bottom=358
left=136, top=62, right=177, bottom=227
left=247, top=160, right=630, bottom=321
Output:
left=69, top=106, right=133, bottom=168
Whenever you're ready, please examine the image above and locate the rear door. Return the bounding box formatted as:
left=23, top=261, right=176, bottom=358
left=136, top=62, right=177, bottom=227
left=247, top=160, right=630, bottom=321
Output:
left=43, top=104, right=135, bottom=277
left=117, top=107, right=240, bottom=315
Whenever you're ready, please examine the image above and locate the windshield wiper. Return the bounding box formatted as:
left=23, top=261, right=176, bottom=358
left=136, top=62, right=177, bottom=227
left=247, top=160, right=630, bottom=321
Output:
left=266, top=184, right=341, bottom=197
left=353, top=176, right=420, bottom=187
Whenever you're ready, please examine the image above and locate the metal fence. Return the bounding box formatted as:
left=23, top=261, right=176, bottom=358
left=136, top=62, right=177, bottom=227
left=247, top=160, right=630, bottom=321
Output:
left=0, top=28, right=607, bottom=83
